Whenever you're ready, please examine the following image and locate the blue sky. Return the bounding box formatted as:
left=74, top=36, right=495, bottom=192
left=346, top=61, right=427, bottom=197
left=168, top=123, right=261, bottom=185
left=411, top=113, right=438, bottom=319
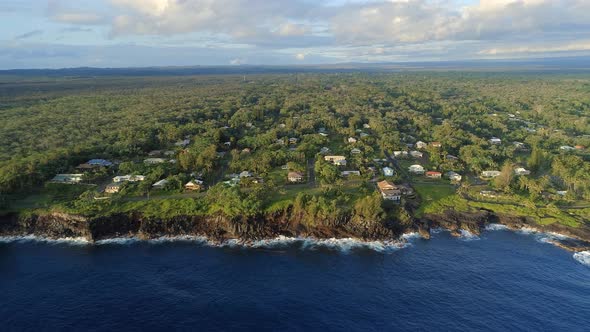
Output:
left=1, top=0, right=590, bottom=69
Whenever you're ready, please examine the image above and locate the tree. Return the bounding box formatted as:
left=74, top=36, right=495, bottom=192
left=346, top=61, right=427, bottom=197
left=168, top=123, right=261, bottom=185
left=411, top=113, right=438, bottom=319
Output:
left=494, top=161, right=515, bottom=193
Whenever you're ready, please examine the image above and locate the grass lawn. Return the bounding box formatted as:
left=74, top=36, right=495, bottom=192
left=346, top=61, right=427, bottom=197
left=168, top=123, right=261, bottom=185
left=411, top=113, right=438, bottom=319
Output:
left=413, top=182, right=457, bottom=216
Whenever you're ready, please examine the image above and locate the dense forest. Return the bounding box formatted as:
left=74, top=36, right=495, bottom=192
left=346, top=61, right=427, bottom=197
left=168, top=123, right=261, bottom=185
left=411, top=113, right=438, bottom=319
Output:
left=0, top=71, right=589, bottom=227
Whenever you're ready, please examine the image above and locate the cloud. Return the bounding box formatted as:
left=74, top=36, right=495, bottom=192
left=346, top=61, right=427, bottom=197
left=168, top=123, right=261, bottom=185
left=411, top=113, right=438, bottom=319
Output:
left=14, top=30, right=43, bottom=40
left=52, top=12, right=105, bottom=24
left=295, top=53, right=306, bottom=60
left=479, top=40, right=590, bottom=56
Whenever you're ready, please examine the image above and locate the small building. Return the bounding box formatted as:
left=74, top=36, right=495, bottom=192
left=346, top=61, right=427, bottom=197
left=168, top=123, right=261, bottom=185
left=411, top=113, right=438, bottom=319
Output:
left=148, top=150, right=162, bottom=156
left=351, top=148, right=361, bottom=155
left=185, top=180, right=204, bottom=191
left=410, top=151, right=423, bottom=158
left=275, top=139, right=285, bottom=145
left=377, top=180, right=401, bottom=201
left=559, top=145, right=575, bottom=151
left=363, top=124, right=371, bottom=129
left=514, top=167, right=531, bottom=176
left=481, top=170, right=501, bottom=178
left=383, top=167, right=395, bottom=177
left=415, top=141, right=428, bottom=149
left=393, top=151, right=408, bottom=158
left=446, top=171, right=462, bottom=182
left=489, top=137, right=502, bottom=145
left=75, top=163, right=96, bottom=171
left=242, top=148, right=251, bottom=154
left=320, top=147, right=331, bottom=154
left=289, top=138, right=298, bottom=145
left=324, top=155, right=347, bottom=166
left=240, top=171, right=253, bottom=178
left=104, top=183, right=122, bottom=194
left=319, top=132, right=329, bottom=137
left=288, top=171, right=305, bottom=183
left=113, top=175, right=145, bottom=183
left=87, top=159, right=113, bottom=167
left=348, top=137, right=357, bottom=144
left=513, top=142, right=526, bottom=150
left=359, top=132, right=369, bottom=138
left=341, top=170, right=361, bottom=177
left=408, top=164, right=425, bottom=174
left=446, top=154, right=459, bottom=161
left=430, top=142, right=442, bottom=148
left=144, top=158, right=167, bottom=165
left=51, top=174, right=84, bottom=184
left=175, top=139, right=190, bottom=147
left=152, top=179, right=169, bottom=189
left=425, top=171, right=442, bottom=179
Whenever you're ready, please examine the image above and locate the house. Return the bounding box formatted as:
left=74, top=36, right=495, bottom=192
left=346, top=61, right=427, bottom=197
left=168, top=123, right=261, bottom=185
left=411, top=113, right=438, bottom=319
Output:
left=481, top=170, right=501, bottom=178
left=415, top=141, right=428, bottom=149
left=377, top=180, right=401, bottom=201
left=275, top=139, right=285, bottom=145
left=240, top=171, right=253, bottom=178
left=514, top=167, right=531, bottom=176
left=242, top=148, right=251, bottom=153
left=383, top=167, right=395, bottom=177
left=224, top=141, right=232, bottom=147
left=341, top=170, right=361, bottom=177
left=351, top=148, right=361, bottom=155
left=87, top=159, right=113, bottom=167
left=175, top=139, right=190, bottom=147
left=408, top=164, right=425, bottom=174
left=148, top=150, right=162, bottom=156
left=104, top=183, right=122, bottom=194
left=113, top=175, right=145, bottom=183
left=185, top=180, right=204, bottom=191
left=324, top=155, right=347, bottom=166
left=363, top=123, right=371, bottom=129
left=393, top=151, right=408, bottom=158
left=278, top=124, right=286, bottom=128
left=75, top=163, right=95, bottom=171
left=446, top=171, right=462, bottom=182
left=152, top=179, right=169, bottom=189
left=446, top=154, right=459, bottom=161
left=489, top=137, right=502, bottom=145
left=319, top=132, right=329, bottom=137
left=348, top=137, right=357, bottom=144
left=288, top=171, right=305, bottom=183
left=359, top=132, right=369, bottom=138
left=430, top=142, right=442, bottom=148
left=289, top=138, right=298, bottom=145
left=513, top=142, right=526, bottom=150
left=556, top=191, right=568, bottom=197
left=144, top=158, right=166, bottom=165
left=559, top=145, right=575, bottom=151
left=320, top=147, right=331, bottom=154
left=410, top=151, right=423, bottom=158
left=425, top=171, right=442, bottom=179
left=51, top=174, right=83, bottom=184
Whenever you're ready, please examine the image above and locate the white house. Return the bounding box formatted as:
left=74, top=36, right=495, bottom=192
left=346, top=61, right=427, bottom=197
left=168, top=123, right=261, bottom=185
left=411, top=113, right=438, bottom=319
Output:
left=240, top=171, right=253, bottom=178
left=113, top=175, right=145, bottom=183
left=351, top=148, right=361, bottom=155
left=393, top=151, right=408, bottom=158
left=363, top=123, right=371, bottom=129
left=341, top=170, right=361, bottom=177
left=175, top=139, right=190, bottom=147
left=408, top=165, right=425, bottom=174
left=410, top=151, right=423, bottom=158
left=348, top=137, right=357, bottom=144
left=144, top=158, right=166, bottom=165
left=481, top=170, right=501, bottom=178
left=324, top=155, right=347, bottom=166
left=415, top=141, right=428, bottom=149
left=446, top=171, right=462, bottom=182
left=383, top=167, right=395, bottom=177
left=489, top=137, right=502, bottom=145
left=152, top=179, right=169, bottom=189
left=514, top=167, right=531, bottom=176
left=559, top=145, right=575, bottom=151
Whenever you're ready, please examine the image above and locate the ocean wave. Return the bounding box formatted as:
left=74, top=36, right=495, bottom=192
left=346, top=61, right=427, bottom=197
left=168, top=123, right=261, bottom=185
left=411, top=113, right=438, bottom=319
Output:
left=517, top=227, right=539, bottom=235
left=95, top=237, right=140, bottom=245
left=0, top=235, right=90, bottom=245
left=458, top=230, right=480, bottom=241
left=401, top=232, right=421, bottom=240
left=148, top=236, right=209, bottom=245
left=573, top=251, right=590, bottom=267
left=430, top=227, right=444, bottom=234
left=485, top=223, right=509, bottom=231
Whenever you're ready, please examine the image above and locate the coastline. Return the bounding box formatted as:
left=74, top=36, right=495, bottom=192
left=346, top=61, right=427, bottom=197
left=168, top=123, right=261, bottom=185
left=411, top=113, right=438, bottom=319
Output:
left=1, top=209, right=589, bottom=254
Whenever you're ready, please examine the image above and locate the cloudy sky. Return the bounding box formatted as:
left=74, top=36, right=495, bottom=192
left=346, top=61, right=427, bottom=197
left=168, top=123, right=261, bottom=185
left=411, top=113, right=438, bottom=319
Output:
left=1, top=0, right=590, bottom=69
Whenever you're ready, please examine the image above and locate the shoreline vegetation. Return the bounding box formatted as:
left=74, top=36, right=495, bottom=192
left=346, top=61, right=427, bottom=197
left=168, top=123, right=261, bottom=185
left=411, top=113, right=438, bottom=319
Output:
left=1, top=72, right=589, bottom=252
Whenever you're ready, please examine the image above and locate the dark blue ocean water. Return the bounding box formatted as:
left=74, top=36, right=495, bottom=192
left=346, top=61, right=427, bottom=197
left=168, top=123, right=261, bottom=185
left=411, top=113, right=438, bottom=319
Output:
left=1, top=229, right=589, bottom=331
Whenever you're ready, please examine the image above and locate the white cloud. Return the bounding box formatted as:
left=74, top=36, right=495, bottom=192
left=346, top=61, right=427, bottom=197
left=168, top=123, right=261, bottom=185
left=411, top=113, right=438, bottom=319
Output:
left=295, top=53, right=306, bottom=60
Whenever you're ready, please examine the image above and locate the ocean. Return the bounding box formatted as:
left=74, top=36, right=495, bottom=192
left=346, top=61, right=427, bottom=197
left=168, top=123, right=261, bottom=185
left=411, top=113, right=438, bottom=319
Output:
left=1, top=227, right=589, bottom=331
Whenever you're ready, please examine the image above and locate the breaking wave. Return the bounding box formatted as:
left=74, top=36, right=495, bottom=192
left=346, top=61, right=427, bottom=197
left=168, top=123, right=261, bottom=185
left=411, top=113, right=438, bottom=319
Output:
left=458, top=230, right=480, bottom=241
left=573, top=251, right=590, bottom=267
left=485, top=223, right=509, bottom=231
left=0, top=235, right=89, bottom=245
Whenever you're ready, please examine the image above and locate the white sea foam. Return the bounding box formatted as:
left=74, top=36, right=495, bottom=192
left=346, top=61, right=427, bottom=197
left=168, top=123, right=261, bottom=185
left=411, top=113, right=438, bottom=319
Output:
left=148, top=236, right=208, bottom=244
left=458, top=229, right=480, bottom=241
left=401, top=232, right=421, bottom=240
left=299, top=237, right=407, bottom=253
left=0, top=235, right=90, bottom=245
left=573, top=251, right=590, bottom=267
left=485, top=223, right=509, bottom=231
left=517, top=227, right=539, bottom=235
left=95, top=237, right=140, bottom=245
left=430, top=227, right=444, bottom=234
